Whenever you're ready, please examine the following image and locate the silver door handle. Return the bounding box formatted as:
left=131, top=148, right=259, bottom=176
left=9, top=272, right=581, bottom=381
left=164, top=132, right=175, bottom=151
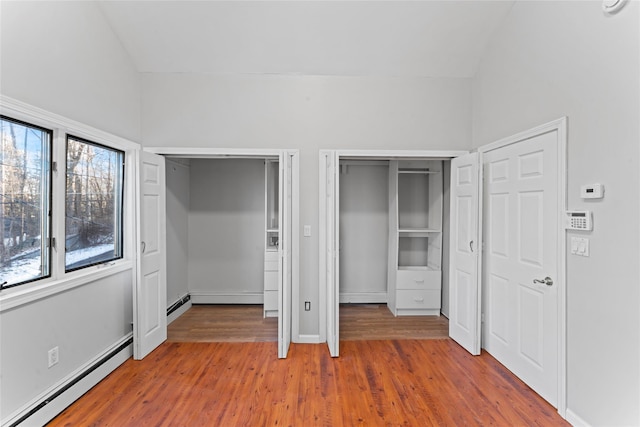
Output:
left=470, top=240, right=474, bottom=253
left=533, top=276, right=553, bottom=286
left=141, top=241, right=146, bottom=254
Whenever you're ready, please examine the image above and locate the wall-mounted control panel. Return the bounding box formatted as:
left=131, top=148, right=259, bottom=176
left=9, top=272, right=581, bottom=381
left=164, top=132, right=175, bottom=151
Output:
left=565, top=211, right=592, bottom=231
left=581, top=183, right=604, bottom=199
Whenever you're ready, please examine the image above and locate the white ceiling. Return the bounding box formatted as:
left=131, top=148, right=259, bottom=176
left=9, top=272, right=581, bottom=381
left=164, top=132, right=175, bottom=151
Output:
left=98, top=1, right=515, bottom=78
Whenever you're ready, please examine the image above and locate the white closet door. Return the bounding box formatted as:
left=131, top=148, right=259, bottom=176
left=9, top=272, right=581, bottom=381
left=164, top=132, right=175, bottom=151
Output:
left=278, top=152, right=293, bottom=359
left=448, top=152, right=482, bottom=355
left=325, top=152, right=340, bottom=357
left=135, top=151, right=167, bottom=359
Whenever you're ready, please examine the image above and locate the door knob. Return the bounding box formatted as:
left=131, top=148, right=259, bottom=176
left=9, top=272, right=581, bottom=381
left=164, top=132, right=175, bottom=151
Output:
left=533, top=276, right=553, bottom=286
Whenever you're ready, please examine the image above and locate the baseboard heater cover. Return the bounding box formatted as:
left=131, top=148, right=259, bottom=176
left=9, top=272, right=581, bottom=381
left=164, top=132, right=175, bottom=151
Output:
left=167, top=293, right=191, bottom=316
left=8, top=336, right=133, bottom=427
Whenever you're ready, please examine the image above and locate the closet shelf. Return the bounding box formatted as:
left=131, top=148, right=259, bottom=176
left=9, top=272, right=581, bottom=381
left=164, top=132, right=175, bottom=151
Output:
left=398, top=228, right=441, bottom=236
left=398, top=168, right=440, bottom=175
left=398, top=265, right=441, bottom=271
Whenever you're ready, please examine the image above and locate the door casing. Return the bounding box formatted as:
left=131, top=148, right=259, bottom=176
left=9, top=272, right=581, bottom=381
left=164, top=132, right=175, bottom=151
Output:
left=140, top=147, right=300, bottom=357
left=478, top=118, right=567, bottom=417
left=319, top=149, right=467, bottom=351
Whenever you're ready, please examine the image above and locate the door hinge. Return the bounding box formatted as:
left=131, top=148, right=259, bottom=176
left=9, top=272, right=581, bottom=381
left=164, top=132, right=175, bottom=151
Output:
left=52, top=161, right=57, bottom=172
left=48, top=237, right=56, bottom=250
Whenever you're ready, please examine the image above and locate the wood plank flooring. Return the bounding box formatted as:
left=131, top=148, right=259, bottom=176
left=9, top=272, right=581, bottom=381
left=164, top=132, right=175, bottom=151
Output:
left=339, top=303, right=449, bottom=340
left=48, top=340, right=568, bottom=426
left=168, top=305, right=278, bottom=342
left=167, top=303, right=448, bottom=342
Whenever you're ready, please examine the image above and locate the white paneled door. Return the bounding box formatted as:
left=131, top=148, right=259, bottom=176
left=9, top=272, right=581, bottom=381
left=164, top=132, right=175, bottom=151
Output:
left=448, top=152, right=482, bottom=355
left=278, top=151, right=293, bottom=359
left=135, top=151, right=167, bottom=359
left=483, top=130, right=559, bottom=406
left=326, top=152, right=340, bottom=357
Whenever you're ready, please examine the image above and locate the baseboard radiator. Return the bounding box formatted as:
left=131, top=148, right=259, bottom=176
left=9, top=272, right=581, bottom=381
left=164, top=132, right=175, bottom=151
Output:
left=167, top=293, right=191, bottom=316
left=6, top=336, right=133, bottom=427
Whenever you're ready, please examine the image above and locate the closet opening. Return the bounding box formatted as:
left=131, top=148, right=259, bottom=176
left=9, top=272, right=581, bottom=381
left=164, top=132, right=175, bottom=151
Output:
left=336, top=157, right=452, bottom=341
left=165, top=156, right=279, bottom=342
left=147, top=148, right=298, bottom=359
left=321, top=149, right=469, bottom=356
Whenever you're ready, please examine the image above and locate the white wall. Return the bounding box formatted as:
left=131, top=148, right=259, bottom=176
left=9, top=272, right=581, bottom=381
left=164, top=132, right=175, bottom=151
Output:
left=0, top=270, right=133, bottom=420
left=0, top=1, right=141, bottom=142
left=166, top=159, right=191, bottom=306
left=472, top=1, right=640, bottom=425
left=188, top=159, right=266, bottom=300
left=0, top=2, right=141, bottom=423
left=142, top=74, right=472, bottom=335
left=339, top=163, right=389, bottom=301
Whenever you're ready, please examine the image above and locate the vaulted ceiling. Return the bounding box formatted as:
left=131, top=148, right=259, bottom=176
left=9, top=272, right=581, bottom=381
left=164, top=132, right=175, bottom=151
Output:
left=98, top=1, right=515, bottom=78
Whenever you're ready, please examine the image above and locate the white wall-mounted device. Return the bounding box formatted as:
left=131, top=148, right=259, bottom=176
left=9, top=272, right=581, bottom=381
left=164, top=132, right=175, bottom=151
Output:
left=581, top=183, right=604, bottom=199
left=565, top=211, right=593, bottom=231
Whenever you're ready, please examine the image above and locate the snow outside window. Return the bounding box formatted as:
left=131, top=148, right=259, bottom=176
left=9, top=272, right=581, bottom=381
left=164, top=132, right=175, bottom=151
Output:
left=0, top=116, right=52, bottom=288
left=65, top=136, right=124, bottom=272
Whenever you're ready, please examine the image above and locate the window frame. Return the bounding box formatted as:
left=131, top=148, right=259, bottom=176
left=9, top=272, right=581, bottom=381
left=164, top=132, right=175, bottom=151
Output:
left=0, top=115, right=54, bottom=289
left=64, top=134, right=125, bottom=273
left=0, top=96, right=139, bottom=310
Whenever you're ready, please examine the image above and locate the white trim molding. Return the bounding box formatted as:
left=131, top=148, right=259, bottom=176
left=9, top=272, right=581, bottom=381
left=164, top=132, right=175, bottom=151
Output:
left=140, top=147, right=301, bottom=347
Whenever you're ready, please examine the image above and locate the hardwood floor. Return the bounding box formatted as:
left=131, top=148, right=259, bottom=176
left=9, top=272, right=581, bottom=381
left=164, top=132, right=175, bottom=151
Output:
left=168, top=305, right=278, bottom=342
left=48, top=340, right=568, bottom=426
left=167, top=303, right=448, bottom=342
left=340, top=303, right=449, bottom=340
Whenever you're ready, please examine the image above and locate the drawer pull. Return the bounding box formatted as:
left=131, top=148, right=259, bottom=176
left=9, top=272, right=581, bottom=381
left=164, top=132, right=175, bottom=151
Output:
left=413, top=297, right=425, bottom=303
left=414, top=279, right=425, bottom=283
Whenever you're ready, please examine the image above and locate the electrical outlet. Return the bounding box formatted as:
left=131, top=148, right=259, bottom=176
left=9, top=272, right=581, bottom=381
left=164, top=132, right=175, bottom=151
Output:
left=48, top=346, right=59, bottom=368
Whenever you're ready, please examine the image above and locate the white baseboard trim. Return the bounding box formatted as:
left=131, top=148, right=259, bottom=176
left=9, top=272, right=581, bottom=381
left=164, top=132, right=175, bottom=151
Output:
left=190, top=292, right=264, bottom=305
left=168, top=300, right=192, bottom=324
left=2, top=334, right=132, bottom=427
left=339, top=292, right=387, bottom=304
left=565, top=408, right=590, bottom=427
left=296, top=334, right=322, bottom=344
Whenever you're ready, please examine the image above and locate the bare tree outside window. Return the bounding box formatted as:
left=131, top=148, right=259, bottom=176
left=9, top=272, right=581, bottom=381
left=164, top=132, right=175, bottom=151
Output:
left=65, top=136, right=124, bottom=271
left=0, top=117, right=52, bottom=287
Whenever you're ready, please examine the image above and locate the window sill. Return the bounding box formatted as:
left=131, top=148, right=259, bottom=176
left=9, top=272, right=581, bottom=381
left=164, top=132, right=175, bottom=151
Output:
left=0, top=260, right=133, bottom=313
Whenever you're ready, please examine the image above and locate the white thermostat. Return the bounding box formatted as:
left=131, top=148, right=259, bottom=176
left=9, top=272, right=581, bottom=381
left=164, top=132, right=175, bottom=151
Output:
left=581, top=183, right=604, bottom=199
left=565, top=211, right=593, bottom=231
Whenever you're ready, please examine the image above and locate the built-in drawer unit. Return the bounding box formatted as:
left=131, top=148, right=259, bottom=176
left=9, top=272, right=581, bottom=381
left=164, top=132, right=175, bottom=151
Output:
left=396, top=289, right=441, bottom=310
left=264, top=290, right=278, bottom=318
left=264, top=250, right=279, bottom=272
left=264, top=250, right=279, bottom=317
left=396, top=268, right=441, bottom=290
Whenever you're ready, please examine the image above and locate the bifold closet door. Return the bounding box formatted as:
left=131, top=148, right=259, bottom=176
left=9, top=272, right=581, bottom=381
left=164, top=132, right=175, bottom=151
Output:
left=278, top=151, right=293, bottom=359
left=448, top=152, right=481, bottom=355
left=321, top=151, right=340, bottom=358
left=135, top=151, right=167, bottom=359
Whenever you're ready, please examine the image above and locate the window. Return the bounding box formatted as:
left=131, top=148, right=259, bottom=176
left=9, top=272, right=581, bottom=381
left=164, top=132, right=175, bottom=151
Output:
left=0, top=116, right=52, bottom=288
left=65, top=136, right=124, bottom=271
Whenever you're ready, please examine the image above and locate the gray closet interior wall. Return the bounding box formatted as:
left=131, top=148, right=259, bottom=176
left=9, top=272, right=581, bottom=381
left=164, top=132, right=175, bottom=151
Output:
left=188, top=158, right=265, bottom=297
left=339, top=162, right=389, bottom=302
